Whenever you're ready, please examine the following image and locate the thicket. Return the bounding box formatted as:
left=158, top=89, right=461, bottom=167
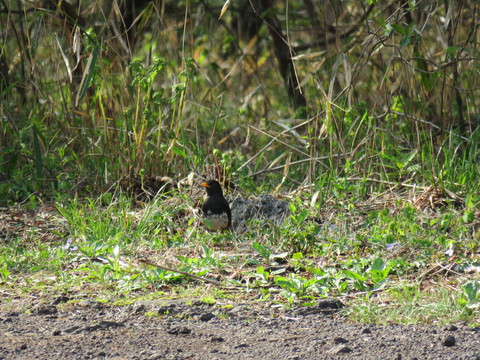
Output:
left=1, top=0, right=479, bottom=204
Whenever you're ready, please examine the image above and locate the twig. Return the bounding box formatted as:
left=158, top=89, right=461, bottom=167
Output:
left=249, top=152, right=350, bottom=177
left=138, top=258, right=243, bottom=290
left=345, top=177, right=429, bottom=190
left=390, top=111, right=469, bottom=141
left=340, top=287, right=385, bottom=299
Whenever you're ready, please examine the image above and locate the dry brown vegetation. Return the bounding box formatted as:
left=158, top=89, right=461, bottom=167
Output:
left=0, top=0, right=479, bottom=202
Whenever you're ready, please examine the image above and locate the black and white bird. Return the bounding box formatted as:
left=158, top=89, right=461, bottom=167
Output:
left=200, top=180, right=232, bottom=231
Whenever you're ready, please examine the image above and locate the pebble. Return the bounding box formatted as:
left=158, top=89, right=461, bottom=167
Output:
left=443, top=334, right=456, bottom=347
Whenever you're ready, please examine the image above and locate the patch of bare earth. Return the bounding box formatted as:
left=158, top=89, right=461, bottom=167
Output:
left=1, top=299, right=480, bottom=360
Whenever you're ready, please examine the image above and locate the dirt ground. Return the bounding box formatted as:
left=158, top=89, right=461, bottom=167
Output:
left=1, top=297, right=480, bottom=360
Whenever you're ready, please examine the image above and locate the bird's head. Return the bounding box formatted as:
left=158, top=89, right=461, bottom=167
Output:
left=201, top=180, right=223, bottom=196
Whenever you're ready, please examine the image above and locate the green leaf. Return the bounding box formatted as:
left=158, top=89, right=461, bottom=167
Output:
left=400, top=36, right=411, bottom=48
left=462, top=210, right=474, bottom=224
left=310, top=267, right=326, bottom=276
left=405, top=23, right=416, bottom=36
left=137, top=2, right=154, bottom=32
left=172, top=146, right=187, bottom=158
left=253, top=242, right=271, bottom=260
left=256, top=265, right=265, bottom=274
left=76, top=44, right=100, bottom=106
left=204, top=218, right=213, bottom=229
left=292, top=252, right=303, bottom=260
left=463, top=281, right=480, bottom=303
left=371, top=258, right=393, bottom=281
left=343, top=270, right=366, bottom=282
left=384, top=23, right=393, bottom=36
left=371, top=258, right=387, bottom=272
left=391, top=24, right=407, bottom=36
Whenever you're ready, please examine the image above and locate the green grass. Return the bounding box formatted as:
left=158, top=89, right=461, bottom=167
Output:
left=346, top=284, right=478, bottom=325
left=1, top=169, right=479, bottom=324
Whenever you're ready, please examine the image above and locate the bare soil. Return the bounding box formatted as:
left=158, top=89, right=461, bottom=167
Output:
left=1, top=297, right=480, bottom=360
